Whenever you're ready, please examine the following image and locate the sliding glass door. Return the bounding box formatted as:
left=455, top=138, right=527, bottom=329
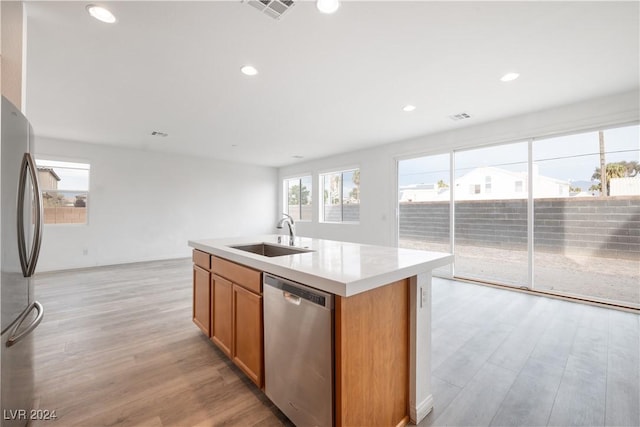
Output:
left=397, top=124, right=639, bottom=308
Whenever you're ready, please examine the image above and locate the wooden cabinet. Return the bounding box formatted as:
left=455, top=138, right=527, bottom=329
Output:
left=232, top=284, right=263, bottom=386
left=192, top=252, right=263, bottom=387
left=335, top=279, right=410, bottom=427
left=211, top=274, right=233, bottom=357
left=209, top=256, right=264, bottom=388
left=192, top=250, right=212, bottom=336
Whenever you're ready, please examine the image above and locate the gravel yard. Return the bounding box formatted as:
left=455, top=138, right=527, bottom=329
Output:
left=400, top=239, right=640, bottom=308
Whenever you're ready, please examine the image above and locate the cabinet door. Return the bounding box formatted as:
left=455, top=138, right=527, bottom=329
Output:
left=233, top=284, right=263, bottom=387
left=211, top=274, right=233, bottom=357
left=192, top=265, right=211, bottom=336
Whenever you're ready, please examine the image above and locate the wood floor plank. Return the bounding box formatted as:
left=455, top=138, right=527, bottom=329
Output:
left=418, top=376, right=462, bottom=427
left=487, top=296, right=554, bottom=372
left=605, top=309, right=640, bottom=427
left=430, top=362, right=518, bottom=426
left=547, top=306, right=609, bottom=427
left=547, top=354, right=607, bottom=427
left=432, top=321, right=514, bottom=388
left=527, top=299, right=583, bottom=369
left=490, top=357, right=565, bottom=426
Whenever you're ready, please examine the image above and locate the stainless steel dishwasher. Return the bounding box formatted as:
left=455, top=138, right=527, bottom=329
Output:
left=263, top=274, right=334, bottom=427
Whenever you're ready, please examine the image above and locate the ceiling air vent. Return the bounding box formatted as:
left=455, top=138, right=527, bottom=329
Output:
left=243, top=0, right=295, bottom=20
left=448, top=112, right=471, bottom=122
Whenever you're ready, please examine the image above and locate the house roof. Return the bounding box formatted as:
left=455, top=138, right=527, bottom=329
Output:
left=37, top=167, right=61, bottom=181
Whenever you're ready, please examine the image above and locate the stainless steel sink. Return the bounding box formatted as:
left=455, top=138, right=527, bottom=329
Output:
left=229, top=243, right=314, bottom=257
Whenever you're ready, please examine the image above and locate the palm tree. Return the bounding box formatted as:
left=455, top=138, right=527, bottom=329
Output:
left=288, top=184, right=310, bottom=206
left=590, top=162, right=629, bottom=196
left=619, top=160, right=639, bottom=177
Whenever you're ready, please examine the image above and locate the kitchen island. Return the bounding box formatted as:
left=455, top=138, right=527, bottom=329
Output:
left=188, top=235, right=453, bottom=427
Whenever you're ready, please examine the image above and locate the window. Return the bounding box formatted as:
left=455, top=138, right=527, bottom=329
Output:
left=320, top=168, right=360, bottom=223
left=284, top=176, right=312, bottom=221
left=36, top=159, right=90, bottom=225
left=515, top=180, right=524, bottom=192
left=485, top=176, right=492, bottom=193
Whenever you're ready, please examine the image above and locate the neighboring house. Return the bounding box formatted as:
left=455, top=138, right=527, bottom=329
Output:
left=610, top=176, right=640, bottom=196
left=400, top=166, right=570, bottom=201
left=37, top=167, right=60, bottom=190
left=399, top=183, right=449, bottom=202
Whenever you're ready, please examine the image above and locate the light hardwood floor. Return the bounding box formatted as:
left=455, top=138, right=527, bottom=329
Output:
left=31, top=258, right=639, bottom=427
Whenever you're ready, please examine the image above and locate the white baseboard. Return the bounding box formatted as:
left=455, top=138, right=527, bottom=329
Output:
left=411, top=394, right=434, bottom=424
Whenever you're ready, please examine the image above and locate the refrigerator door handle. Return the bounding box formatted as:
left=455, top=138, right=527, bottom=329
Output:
left=6, top=301, right=44, bottom=348
left=17, top=153, right=44, bottom=278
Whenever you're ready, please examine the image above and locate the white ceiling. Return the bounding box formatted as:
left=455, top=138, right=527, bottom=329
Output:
left=24, top=1, right=639, bottom=167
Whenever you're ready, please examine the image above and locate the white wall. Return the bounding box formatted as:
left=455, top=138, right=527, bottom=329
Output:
left=279, top=90, right=640, bottom=247
left=35, top=137, right=278, bottom=272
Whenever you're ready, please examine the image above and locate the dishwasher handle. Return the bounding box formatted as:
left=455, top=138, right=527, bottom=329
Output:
left=283, top=291, right=301, bottom=305
left=264, top=274, right=333, bottom=310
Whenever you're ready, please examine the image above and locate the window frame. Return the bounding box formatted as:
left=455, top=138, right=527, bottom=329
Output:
left=36, top=157, right=91, bottom=226
left=282, top=175, right=312, bottom=222
left=319, top=167, right=360, bottom=224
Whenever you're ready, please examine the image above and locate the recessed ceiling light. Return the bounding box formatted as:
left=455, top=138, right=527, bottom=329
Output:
left=86, top=5, right=116, bottom=23
left=241, top=65, right=258, bottom=76
left=402, top=104, right=416, bottom=112
left=317, top=0, right=340, bottom=14
left=500, top=72, right=520, bottom=82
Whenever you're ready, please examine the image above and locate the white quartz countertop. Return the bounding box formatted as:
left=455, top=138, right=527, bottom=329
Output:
left=188, top=235, right=453, bottom=297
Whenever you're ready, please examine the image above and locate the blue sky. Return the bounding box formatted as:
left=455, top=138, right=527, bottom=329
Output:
left=36, top=159, right=90, bottom=191
left=399, top=124, right=639, bottom=187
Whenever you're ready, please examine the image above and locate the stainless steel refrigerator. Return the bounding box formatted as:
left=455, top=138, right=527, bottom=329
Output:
left=1, top=96, right=45, bottom=427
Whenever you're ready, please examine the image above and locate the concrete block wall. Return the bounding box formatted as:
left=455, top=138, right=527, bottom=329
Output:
left=533, top=197, right=640, bottom=259
left=399, top=196, right=640, bottom=260
left=456, top=200, right=527, bottom=249
left=323, top=204, right=360, bottom=223
left=43, top=207, right=87, bottom=224
left=284, top=204, right=360, bottom=222
left=398, top=201, right=450, bottom=242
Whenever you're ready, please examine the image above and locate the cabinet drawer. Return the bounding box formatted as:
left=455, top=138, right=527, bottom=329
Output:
left=212, top=256, right=261, bottom=294
left=193, top=249, right=211, bottom=270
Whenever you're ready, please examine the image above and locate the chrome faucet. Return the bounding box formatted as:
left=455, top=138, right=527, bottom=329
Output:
left=276, top=213, right=296, bottom=245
